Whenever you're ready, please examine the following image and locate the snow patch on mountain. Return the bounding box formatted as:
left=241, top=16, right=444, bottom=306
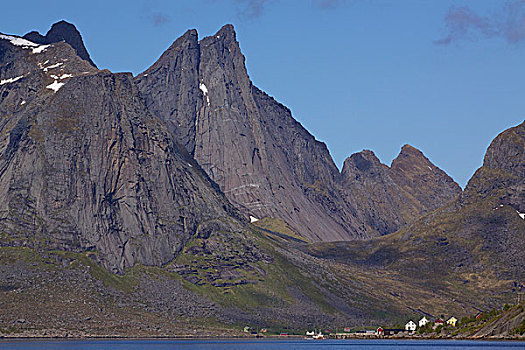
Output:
left=0, top=75, right=23, bottom=85
left=199, top=83, right=210, bottom=106
left=46, top=80, right=65, bottom=93
left=0, top=34, right=50, bottom=54
left=32, top=44, right=50, bottom=54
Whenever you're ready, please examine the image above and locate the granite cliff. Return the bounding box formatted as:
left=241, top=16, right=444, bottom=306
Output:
left=136, top=24, right=461, bottom=241
left=0, top=27, right=245, bottom=273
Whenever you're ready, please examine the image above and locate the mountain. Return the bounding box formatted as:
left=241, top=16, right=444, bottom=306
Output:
left=0, top=28, right=245, bottom=273
left=0, top=21, right=521, bottom=338
left=340, top=145, right=461, bottom=235
left=0, top=23, right=375, bottom=335
left=136, top=24, right=461, bottom=242
left=306, top=121, right=525, bottom=312
left=23, top=20, right=97, bottom=68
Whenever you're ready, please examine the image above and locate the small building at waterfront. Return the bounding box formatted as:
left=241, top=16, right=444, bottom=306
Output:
left=418, top=316, right=429, bottom=327
left=447, top=317, right=458, bottom=327
left=405, top=320, right=417, bottom=331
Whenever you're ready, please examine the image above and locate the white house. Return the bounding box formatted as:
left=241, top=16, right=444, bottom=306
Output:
left=405, top=320, right=417, bottom=331
left=418, top=316, right=429, bottom=327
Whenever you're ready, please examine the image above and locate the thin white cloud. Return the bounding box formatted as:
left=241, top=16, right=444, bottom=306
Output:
left=436, top=0, right=525, bottom=45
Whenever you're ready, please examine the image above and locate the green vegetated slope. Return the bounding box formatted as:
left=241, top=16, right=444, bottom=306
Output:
left=3, top=209, right=517, bottom=338
left=303, top=121, right=525, bottom=329
left=0, top=224, right=407, bottom=336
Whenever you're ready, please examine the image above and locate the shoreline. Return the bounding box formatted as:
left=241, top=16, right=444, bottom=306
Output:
left=1, top=334, right=524, bottom=341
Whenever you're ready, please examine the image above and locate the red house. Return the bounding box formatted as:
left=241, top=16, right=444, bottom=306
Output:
left=376, top=327, right=384, bottom=336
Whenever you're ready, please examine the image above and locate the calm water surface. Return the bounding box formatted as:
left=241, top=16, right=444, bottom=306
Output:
left=0, top=339, right=523, bottom=350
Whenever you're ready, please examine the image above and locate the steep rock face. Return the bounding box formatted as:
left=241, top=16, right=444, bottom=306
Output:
left=136, top=25, right=364, bottom=241
left=136, top=24, right=463, bottom=241
left=23, top=20, right=97, bottom=68
left=0, top=32, right=244, bottom=272
left=340, top=146, right=461, bottom=235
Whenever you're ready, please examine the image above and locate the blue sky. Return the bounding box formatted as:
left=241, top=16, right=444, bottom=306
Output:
left=2, top=0, right=524, bottom=187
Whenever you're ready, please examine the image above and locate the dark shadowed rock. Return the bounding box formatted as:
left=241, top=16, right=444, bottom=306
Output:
left=23, top=20, right=96, bottom=68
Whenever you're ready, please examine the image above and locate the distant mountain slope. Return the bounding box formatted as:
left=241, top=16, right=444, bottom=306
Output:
left=306, top=121, right=525, bottom=301
left=136, top=24, right=461, bottom=241
left=341, top=145, right=461, bottom=235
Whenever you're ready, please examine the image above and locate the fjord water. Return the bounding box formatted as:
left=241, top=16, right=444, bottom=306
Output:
left=0, top=339, right=522, bottom=350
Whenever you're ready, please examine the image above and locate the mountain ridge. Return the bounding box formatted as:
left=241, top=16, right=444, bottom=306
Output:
left=136, top=23, right=462, bottom=242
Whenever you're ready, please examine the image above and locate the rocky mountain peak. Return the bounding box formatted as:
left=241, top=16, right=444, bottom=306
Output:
left=482, top=120, right=525, bottom=176
left=216, top=24, right=236, bottom=37
left=135, top=24, right=466, bottom=241
left=391, top=144, right=432, bottom=173
left=341, top=150, right=385, bottom=180
left=170, top=29, right=198, bottom=52
left=23, top=20, right=96, bottom=68
left=0, top=26, right=244, bottom=272
left=390, top=144, right=461, bottom=212
left=464, top=121, right=524, bottom=212
left=199, top=24, right=242, bottom=62
left=339, top=144, right=461, bottom=235
left=204, top=24, right=237, bottom=44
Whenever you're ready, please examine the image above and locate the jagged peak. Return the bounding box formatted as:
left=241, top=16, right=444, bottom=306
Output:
left=342, top=149, right=383, bottom=175
left=482, top=120, right=525, bottom=172
left=165, top=28, right=199, bottom=51
left=216, top=24, right=236, bottom=38
left=48, top=20, right=77, bottom=33
left=350, top=149, right=381, bottom=163
left=391, top=144, right=431, bottom=169
left=399, top=144, right=425, bottom=156
left=140, top=28, right=199, bottom=77
left=200, top=23, right=238, bottom=47
left=391, top=144, right=461, bottom=193
left=23, top=20, right=96, bottom=68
